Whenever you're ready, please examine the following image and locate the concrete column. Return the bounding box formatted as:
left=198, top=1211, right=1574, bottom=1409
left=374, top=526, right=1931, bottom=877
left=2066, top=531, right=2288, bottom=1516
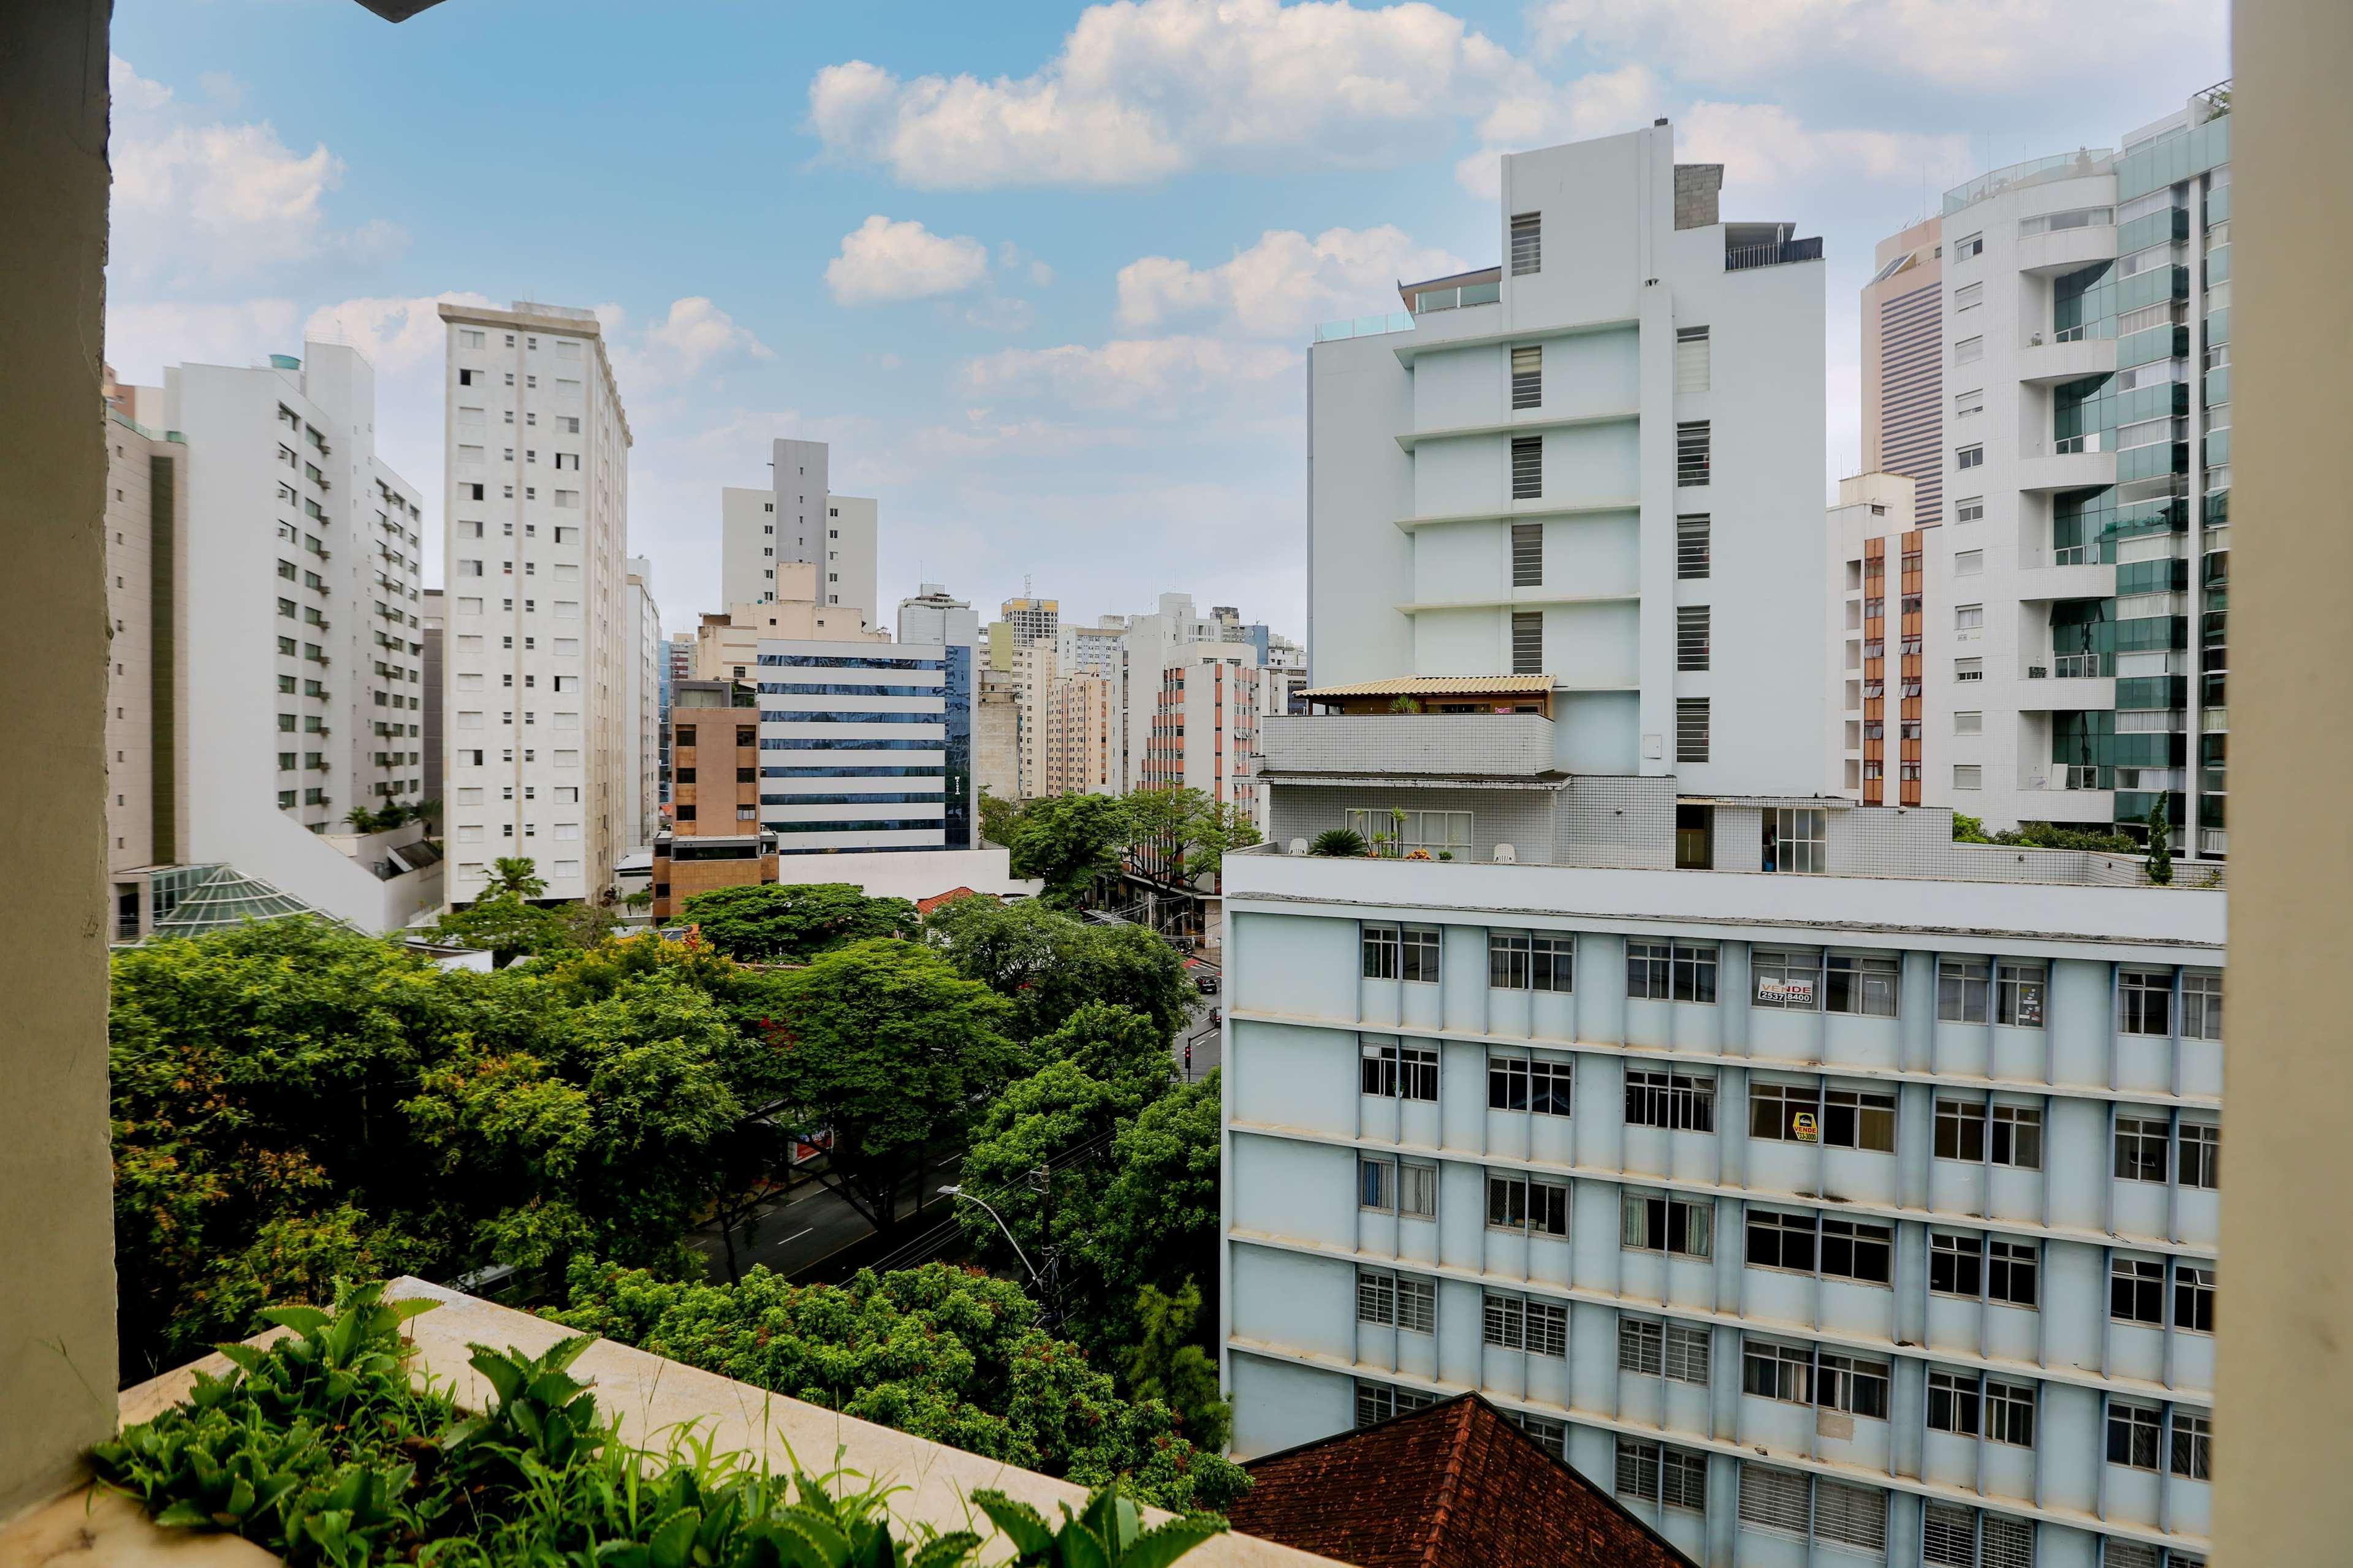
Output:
left=0, top=0, right=120, bottom=1522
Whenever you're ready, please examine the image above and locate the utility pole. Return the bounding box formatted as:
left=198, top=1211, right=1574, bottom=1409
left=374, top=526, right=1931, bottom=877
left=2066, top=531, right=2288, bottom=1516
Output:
left=1028, top=1163, right=1060, bottom=1328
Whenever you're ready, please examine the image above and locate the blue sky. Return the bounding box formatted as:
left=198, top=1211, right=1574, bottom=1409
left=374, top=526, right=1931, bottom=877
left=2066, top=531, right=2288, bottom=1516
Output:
left=106, top=0, right=2227, bottom=638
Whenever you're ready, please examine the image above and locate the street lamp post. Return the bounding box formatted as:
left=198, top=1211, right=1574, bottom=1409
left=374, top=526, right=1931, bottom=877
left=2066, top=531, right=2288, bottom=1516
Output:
left=938, top=1184, right=1048, bottom=1298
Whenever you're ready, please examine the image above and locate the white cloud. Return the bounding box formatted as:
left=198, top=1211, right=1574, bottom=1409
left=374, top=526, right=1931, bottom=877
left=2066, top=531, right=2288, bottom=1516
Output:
left=107, top=55, right=394, bottom=289
left=962, top=296, right=1037, bottom=334
left=960, top=335, right=1298, bottom=411
left=601, top=297, right=775, bottom=393
left=1528, top=0, right=2226, bottom=95
left=808, top=0, right=1540, bottom=189
left=1117, top=225, right=1465, bottom=339
left=102, top=298, right=302, bottom=384
left=301, top=291, right=497, bottom=373
left=1677, top=102, right=1971, bottom=194
left=826, top=215, right=992, bottom=304
left=1454, top=62, right=1662, bottom=197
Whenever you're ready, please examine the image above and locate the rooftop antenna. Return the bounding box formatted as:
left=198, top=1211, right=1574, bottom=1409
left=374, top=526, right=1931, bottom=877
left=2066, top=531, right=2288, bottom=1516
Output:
left=1025, top=572, right=1034, bottom=600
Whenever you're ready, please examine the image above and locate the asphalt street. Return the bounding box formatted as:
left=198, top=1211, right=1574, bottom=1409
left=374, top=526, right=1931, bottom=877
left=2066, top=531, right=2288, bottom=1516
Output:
left=693, top=1147, right=965, bottom=1283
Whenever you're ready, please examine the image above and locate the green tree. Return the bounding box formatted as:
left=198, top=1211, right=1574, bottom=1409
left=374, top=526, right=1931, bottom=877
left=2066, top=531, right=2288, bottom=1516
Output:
left=979, top=789, right=1025, bottom=849
left=675, top=882, right=919, bottom=964
left=1123, top=1281, right=1230, bottom=1451
left=1121, top=787, right=1260, bottom=885
left=1090, top=1073, right=1223, bottom=1351
left=767, top=939, right=1021, bottom=1233
left=924, top=896, right=1192, bottom=1044
left=550, top=1260, right=1248, bottom=1512
left=1040, top=1002, right=1176, bottom=1114
left=2145, top=799, right=2174, bottom=885
left=487, top=856, right=548, bottom=899
left=952, top=1057, right=1125, bottom=1278
left=1006, top=791, right=1130, bottom=905
left=430, top=893, right=580, bottom=967
left=107, top=920, right=763, bottom=1377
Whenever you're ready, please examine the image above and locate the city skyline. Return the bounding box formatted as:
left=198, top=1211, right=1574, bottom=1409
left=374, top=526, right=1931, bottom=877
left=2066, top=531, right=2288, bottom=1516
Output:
left=101, top=0, right=2227, bottom=637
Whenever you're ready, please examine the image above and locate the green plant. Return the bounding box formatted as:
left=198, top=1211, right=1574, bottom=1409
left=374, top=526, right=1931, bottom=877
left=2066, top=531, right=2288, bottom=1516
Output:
left=2145, top=799, right=2174, bottom=885
left=1385, top=695, right=1421, bottom=714
left=487, top=856, right=549, bottom=899
left=973, top=1487, right=1225, bottom=1567
left=1437, top=850, right=1454, bottom=862
left=96, top=1279, right=1214, bottom=1568
left=1307, top=828, right=1366, bottom=858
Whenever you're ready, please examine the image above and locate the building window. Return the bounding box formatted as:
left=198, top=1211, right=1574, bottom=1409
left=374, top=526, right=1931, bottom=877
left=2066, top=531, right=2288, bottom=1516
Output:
left=1511, top=610, right=1543, bottom=675
left=1486, top=1052, right=1573, bottom=1115
left=1771, top=806, right=1826, bottom=874
left=1953, top=764, right=1984, bottom=789
left=1817, top=1352, right=1891, bottom=1418
left=1359, top=1036, right=1437, bottom=1100
left=1938, top=958, right=1990, bottom=1022
left=2120, top=969, right=2173, bottom=1034
left=1359, top=923, right=1440, bottom=981
left=1956, top=443, right=1985, bottom=468
left=1736, top=1464, right=1810, bottom=1538
left=1674, top=697, right=1709, bottom=762
left=1955, top=656, right=1984, bottom=681
left=2108, top=1403, right=2163, bottom=1469
left=1621, top=1191, right=1712, bottom=1256
left=1954, top=386, right=1985, bottom=417
left=1955, top=494, right=1985, bottom=524
left=1485, top=1174, right=1569, bottom=1237
left=1674, top=325, right=1711, bottom=393
left=1676, top=604, right=1711, bottom=670
left=1510, top=344, right=1541, bottom=409
left=1354, top=1381, right=1436, bottom=1428
left=1356, top=1269, right=1435, bottom=1333
left=1618, top=1318, right=1663, bottom=1375
left=1928, top=1369, right=1980, bottom=1436
left=1510, top=436, right=1541, bottom=501
left=1677, top=514, right=1711, bottom=578
left=2172, top=1411, right=2213, bottom=1479
left=1626, top=1067, right=1717, bottom=1131
left=1627, top=939, right=1716, bottom=1004
left=1955, top=335, right=1983, bottom=365
left=1676, top=421, right=1711, bottom=486
left=2175, top=1264, right=2216, bottom=1333
left=1510, top=521, right=1543, bottom=587
left=1825, top=953, right=1899, bottom=1017
left=2112, top=1256, right=2167, bottom=1325
left=2180, top=1122, right=2220, bottom=1189
left=1509, top=212, right=1540, bottom=275
left=1617, top=1440, right=1708, bottom=1512
left=1954, top=281, right=1983, bottom=312
left=1487, top=930, right=1573, bottom=992
left=1821, top=1086, right=1898, bottom=1151
left=1931, top=1233, right=1982, bottom=1297
left=2114, top=1116, right=2170, bottom=1183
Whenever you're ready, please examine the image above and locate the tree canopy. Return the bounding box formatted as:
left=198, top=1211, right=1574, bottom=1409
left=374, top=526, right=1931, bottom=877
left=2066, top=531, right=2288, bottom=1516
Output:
left=674, top=882, right=919, bottom=964
left=1002, top=792, right=1130, bottom=905
left=550, top=1260, right=1248, bottom=1512
left=922, top=896, right=1192, bottom=1045
left=762, top=938, right=1023, bottom=1233
left=430, top=893, right=612, bottom=967
left=107, top=920, right=772, bottom=1377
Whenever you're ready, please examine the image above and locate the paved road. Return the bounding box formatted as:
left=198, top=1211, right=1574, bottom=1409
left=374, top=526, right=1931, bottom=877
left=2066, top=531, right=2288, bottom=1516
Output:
left=694, top=1148, right=965, bottom=1284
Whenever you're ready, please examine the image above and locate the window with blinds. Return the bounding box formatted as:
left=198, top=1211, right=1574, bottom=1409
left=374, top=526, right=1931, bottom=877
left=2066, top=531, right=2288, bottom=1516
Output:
left=1677, top=421, right=1711, bottom=486
left=1954, top=281, right=1983, bottom=311
left=1738, top=1464, right=1809, bottom=1536
left=1675, top=325, right=1711, bottom=392
left=1511, top=345, right=1541, bottom=409
left=1511, top=523, right=1543, bottom=586
left=1922, top=1503, right=1975, bottom=1567
left=1979, top=1515, right=2034, bottom=1568
left=1676, top=698, right=1709, bottom=763
left=1677, top=605, right=1711, bottom=671
left=1510, top=213, right=1541, bottom=275
left=1813, top=1479, right=1887, bottom=1553
left=1511, top=612, right=1543, bottom=675
left=1678, top=514, right=1711, bottom=578
left=1511, top=436, right=1542, bottom=499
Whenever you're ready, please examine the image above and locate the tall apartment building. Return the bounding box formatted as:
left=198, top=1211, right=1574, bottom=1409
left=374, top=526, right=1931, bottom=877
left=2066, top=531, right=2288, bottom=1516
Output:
left=626, top=556, right=661, bottom=848
left=1307, top=126, right=1828, bottom=796
left=421, top=588, right=444, bottom=811
left=1000, top=594, right=1060, bottom=650
left=1118, top=591, right=1241, bottom=792
left=1864, top=87, right=2232, bottom=855
left=1863, top=218, right=1947, bottom=531
left=438, top=301, right=633, bottom=906
left=756, top=634, right=975, bottom=855
left=101, top=347, right=443, bottom=937
left=694, top=577, right=884, bottom=682
left=1014, top=642, right=1117, bottom=800
left=1139, top=640, right=1279, bottom=824
left=1826, top=473, right=1950, bottom=807
left=1056, top=614, right=1128, bottom=680
left=897, top=582, right=971, bottom=645
left=1220, top=787, right=2224, bottom=1568
left=650, top=677, right=773, bottom=920
left=976, top=663, right=1021, bottom=805
left=719, top=439, right=878, bottom=623
left=660, top=632, right=691, bottom=811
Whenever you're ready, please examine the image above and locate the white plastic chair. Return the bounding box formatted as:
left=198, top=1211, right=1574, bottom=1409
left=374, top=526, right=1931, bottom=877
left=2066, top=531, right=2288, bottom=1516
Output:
left=1492, top=843, right=1516, bottom=863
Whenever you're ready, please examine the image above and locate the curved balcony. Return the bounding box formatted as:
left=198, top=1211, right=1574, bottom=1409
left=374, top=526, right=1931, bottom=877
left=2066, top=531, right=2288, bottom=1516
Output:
left=2017, top=444, right=2116, bottom=493
left=2017, top=223, right=2119, bottom=279
left=2018, top=335, right=2118, bottom=387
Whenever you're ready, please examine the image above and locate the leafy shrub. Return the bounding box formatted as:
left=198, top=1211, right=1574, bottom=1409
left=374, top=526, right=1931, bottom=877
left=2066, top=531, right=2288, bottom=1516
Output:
left=1307, top=828, right=1367, bottom=858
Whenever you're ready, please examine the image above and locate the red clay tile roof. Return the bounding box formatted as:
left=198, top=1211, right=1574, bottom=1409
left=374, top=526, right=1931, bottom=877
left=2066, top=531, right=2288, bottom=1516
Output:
left=1226, top=1395, right=1697, bottom=1568
left=914, top=887, right=980, bottom=915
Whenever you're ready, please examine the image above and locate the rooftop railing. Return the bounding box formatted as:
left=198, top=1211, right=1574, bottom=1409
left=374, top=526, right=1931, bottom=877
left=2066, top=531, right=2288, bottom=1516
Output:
left=1725, top=235, right=1823, bottom=271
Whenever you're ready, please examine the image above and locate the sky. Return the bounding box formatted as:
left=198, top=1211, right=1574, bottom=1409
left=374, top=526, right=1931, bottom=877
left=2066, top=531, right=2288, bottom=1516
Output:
left=106, top=0, right=2228, bottom=640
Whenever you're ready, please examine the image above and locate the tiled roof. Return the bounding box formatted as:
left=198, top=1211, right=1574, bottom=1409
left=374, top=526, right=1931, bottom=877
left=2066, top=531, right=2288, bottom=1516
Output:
left=1226, top=1395, right=1697, bottom=1568
left=1301, top=675, right=1555, bottom=699
left=916, top=887, right=980, bottom=915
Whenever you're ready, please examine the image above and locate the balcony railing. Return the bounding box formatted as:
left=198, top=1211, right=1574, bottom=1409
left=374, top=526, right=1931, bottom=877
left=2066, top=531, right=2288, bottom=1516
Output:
left=1408, top=279, right=1499, bottom=312
left=1725, top=235, right=1823, bottom=271
left=1313, top=311, right=1413, bottom=343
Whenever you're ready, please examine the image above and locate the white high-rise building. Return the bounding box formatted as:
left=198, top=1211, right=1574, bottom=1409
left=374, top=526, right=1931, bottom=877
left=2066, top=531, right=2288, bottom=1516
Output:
left=1864, top=89, right=2232, bottom=857
left=1308, top=126, right=1828, bottom=795
left=438, top=301, right=633, bottom=906
left=104, top=344, right=441, bottom=936
left=626, top=555, right=661, bottom=849
left=720, top=439, right=878, bottom=624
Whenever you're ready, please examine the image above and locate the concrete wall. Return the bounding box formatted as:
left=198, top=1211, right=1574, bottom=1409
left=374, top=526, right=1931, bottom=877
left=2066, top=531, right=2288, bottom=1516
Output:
left=2214, top=8, right=2353, bottom=1561
left=0, top=0, right=120, bottom=1518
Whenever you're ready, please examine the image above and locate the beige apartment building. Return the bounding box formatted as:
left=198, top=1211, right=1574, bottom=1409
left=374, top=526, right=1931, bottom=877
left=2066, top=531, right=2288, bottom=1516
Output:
left=1861, top=214, right=1945, bottom=531
left=693, top=565, right=883, bottom=682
